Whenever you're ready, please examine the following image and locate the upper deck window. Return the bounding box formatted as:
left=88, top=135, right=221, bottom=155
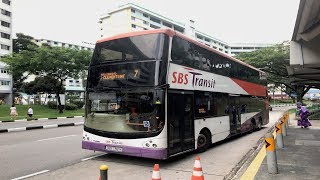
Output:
left=92, top=34, right=167, bottom=64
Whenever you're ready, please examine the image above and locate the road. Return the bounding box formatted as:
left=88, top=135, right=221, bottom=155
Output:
left=0, top=107, right=292, bottom=180
left=0, top=126, right=102, bottom=180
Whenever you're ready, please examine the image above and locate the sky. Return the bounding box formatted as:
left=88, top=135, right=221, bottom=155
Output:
left=12, top=0, right=300, bottom=46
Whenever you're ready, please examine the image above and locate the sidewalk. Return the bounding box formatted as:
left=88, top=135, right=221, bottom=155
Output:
left=254, top=120, right=320, bottom=179
left=0, top=117, right=84, bottom=133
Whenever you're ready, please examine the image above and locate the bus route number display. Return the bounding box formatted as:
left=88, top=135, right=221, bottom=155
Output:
left=100, top=69, right=139, bottom=80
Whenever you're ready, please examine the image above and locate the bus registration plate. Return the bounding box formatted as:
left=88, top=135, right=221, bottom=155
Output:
left=105, top=146, right=123, bottom=152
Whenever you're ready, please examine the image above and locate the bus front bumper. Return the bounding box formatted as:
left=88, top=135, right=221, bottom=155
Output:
left=82, top=141, right=167, bottom=159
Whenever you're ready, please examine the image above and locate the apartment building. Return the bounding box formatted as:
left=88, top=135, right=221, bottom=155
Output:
left=99, top=3, right=272, bottom=56
left=0, top=0, right=12, bottom=104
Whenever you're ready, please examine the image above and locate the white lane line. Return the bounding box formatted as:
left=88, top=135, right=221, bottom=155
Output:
left=11, top=170, right=50, bottom=180
left=81, top=154, right=105, bottom=161
left=36, top=134, right=77, bottom=142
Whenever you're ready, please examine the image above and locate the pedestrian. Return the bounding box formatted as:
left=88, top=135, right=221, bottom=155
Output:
left=27, top=106, right=33, bottom=120
left=10, top=105, right=18, bottom=120
left=296, top=102, right=312, bottom=128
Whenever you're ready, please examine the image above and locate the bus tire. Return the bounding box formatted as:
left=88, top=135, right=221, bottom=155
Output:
left=250, top=119, right=256, bottom=132
left=197, top=130, right=212, bottom=153
left=256, top=118, right=262, bottom=130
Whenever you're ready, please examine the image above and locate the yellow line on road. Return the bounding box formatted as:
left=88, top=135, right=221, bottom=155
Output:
left=240, top=131, right=276, bottom=180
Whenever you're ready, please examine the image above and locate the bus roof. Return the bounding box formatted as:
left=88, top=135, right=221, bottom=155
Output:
left=96, top=29, right=265, bottom=74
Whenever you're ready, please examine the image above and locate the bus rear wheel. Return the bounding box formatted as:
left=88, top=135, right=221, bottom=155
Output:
left=197, top=131, right=211, bottom=152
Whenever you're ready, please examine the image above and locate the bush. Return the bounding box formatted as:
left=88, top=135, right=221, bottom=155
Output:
left=65, top=103, right=77, bottom=110
left=71, top=100, right=85, bottom=109
left=47, top=101, right=57, bottom=109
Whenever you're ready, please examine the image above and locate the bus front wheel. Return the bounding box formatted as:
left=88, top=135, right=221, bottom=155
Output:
left=197, top=130, right=211, bottom=152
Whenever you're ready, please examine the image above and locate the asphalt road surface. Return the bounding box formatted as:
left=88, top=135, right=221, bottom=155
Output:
left=0, top=126, right=102, bottom=180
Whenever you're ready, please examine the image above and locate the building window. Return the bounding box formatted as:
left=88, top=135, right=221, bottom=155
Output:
left=131, top=24, right=136, bottom=28
left=2, top=0, right=10, bottom=5
left=143, top=13, right=148, bottom=18
left=54, top=41, right=58, bottom=45
left=69, top=80, right=73, bottom=83
left=76, top=80, right=80, bottom=83
left=1, top=44, right=10, bottom=50
left=1, top=9, right=11, bottom=17
left=0, top=80, right=10, bottom=86
left=150, top=24, right=160, bottom=29
left=162, top=21, right=172, bottom=28
left=0, top=32, right=10, bottom=40
left=150, top=17, right=161, bottom=24
left=131, top=16, right=135, bottom=21
left=143, top=28, right=148, bottom=30
left=1, top=21, right=10, bottom=28
left=131, top=9, right=135, bottom=13
left=143, top=20, right=148, bottom=25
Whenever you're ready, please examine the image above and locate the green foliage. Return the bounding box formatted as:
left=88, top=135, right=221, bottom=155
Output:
left=13, top=33, right=38, bottom=53
left=65, top=103, right=77, bottom=110
left=71, top=100, right=85, bottom=109
left=22, top=76, right=64, bottom=95
left=47, top=101, right=57, bottom=109
left=235, top=42, right=310, bottom=102
left=2, top=36, right=92, bottom=112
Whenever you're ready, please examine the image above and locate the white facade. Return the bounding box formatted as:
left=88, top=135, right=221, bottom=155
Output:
left=32, top=38, right=94, bottom=51
left=100, top=3, right=272, bottom=56
left=0, top=0, right=12, bottom=104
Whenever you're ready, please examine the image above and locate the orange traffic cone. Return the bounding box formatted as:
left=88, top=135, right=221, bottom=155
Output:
left=151, top=164, right=161, bottom=180
left=191, top=156, right=204, bottom=180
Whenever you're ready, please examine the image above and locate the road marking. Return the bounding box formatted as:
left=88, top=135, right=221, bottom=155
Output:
left=11, top=170, right=49, bottom=180
left=36, top=134, right=77, bottom=142
left=81, top=154, right=105, bottom=161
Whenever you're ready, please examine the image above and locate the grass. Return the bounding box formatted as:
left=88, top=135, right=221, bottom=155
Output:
left=0, top=105, right=84, bottom=122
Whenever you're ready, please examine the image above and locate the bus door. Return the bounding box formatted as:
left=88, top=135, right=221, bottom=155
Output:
left=229, top=95, right=241, bottom=134
left=167, top=91, right=195, bottom=156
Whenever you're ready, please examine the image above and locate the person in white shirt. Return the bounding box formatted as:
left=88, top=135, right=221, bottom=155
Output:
left=27, top=106, right=33, bottom=118
left=10, top=105, right=18, bottom=120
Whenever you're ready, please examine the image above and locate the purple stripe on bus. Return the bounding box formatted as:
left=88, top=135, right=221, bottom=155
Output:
left=82, top=141, right=167, bottom=159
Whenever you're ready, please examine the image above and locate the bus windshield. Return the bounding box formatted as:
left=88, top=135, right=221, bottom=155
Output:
left=85, top=90, right=164, bottom=134
left=91, top=33, right=166, bottom=64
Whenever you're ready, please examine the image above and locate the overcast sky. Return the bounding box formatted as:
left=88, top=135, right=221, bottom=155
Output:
left=12, top=0, right=300, bottom=46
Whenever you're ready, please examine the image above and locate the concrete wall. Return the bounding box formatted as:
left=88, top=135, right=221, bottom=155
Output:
left=100, top=8, right=131, bottom=38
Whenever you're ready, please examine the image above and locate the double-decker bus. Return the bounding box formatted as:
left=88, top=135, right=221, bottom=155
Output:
left=82, top=29, right=269, bottom=159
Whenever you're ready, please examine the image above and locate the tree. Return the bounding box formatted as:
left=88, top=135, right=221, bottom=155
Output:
left=1, top=50, right=35, bottom=91
left=13, top=33, right=38, bottom=53
left=22, top=76, right=64, bottom=105
left=1, top=33, right=39, bottom=91
left=235, top=42, right=310, bottom=102
left=33, top=46, right=92, bottom=112
left=3, top=46, right=92, bottom=113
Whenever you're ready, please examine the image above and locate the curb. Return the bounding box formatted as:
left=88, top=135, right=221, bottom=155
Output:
left=224, top=125, right=276, bottom=180
left=0, top=116, right=84, bottom=123
left=0, top=122, right=84, bottom=133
